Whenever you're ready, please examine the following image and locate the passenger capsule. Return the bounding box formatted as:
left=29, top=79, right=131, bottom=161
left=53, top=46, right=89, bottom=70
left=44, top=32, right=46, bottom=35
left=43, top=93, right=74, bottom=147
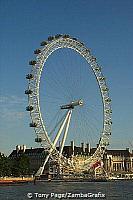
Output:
left=103, top=131, right=111, bottom=135
left=105, top=98, right=111, bottom=103
left=55, top=34, right=62, bottom=39
left=26, top=74, right=34, bottom=79
left=29, top=60, right=36, bottom=65
left=90, top=57, right=96, bottom=62
left=105, top=120, right=112, bottom=125
left=63, top=34, right=70, bottom=38
left=98, top=77, right=106, bottom=81
left=25, top=89, right=33, bottom=95
left=85, top=49, right=90, bottom=53
left=83, top=49, right=90, bottom=55
left=40, top=41, right=48, bottom=46
left=79, top=42, right=84, bottom=45
left=48, top=36, right=54, bottom=41
left=94, top=67, right=101, bottom=71
left=29, top=122, right=37, bottom=127
left=34, top=49, right=41, bottom=54
left=105, top=109, right=112, bottom=114
left=101, top=87, right=109, bottom=92
left=26, top=106, right=33, bottom=111
left=72, top=37, right=78, bottom=41
left=35, top=137, right=42, bottom=143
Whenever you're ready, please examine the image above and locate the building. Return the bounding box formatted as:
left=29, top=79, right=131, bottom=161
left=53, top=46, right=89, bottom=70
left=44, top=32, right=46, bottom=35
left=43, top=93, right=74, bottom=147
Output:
left=8, top=143, right=133, bottom=175
left=104, top=148, right=133, bottom=175
left=8, top=142, right=92, bottom=174
left=57, top=141, right=91, bottom=157
left=8, top=145, right=47, bottom=174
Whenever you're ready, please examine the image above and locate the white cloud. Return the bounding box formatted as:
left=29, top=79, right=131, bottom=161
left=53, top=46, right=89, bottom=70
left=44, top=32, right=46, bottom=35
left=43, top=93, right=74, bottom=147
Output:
left=0, top=95, right=27, bottom=121
left=1, top=110, right=25, bottom=120
left=0, top=95, right=26, bottom=105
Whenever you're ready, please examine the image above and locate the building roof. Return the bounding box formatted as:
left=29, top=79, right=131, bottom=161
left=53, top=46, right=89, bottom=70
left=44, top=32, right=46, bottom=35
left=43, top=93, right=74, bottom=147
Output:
left=8, top=145, right=132, bottom=158
left=106, top=149, right=130, bottom=157
left=9, top=147, right=45, bottom=157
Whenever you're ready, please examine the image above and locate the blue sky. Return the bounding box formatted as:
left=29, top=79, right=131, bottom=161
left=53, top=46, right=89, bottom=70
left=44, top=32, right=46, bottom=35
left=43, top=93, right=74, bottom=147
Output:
left=0, top=0, right=133, bottom=155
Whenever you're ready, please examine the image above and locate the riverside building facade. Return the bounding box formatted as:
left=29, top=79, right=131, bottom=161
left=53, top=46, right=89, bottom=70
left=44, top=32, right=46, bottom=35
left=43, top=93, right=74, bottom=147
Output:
left=8, top=143, right=133, bottom=175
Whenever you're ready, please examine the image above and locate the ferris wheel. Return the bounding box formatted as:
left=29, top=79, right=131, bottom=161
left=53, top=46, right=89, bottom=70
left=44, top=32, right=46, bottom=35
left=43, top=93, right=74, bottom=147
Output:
left=25, top=34, right=112, bottom=176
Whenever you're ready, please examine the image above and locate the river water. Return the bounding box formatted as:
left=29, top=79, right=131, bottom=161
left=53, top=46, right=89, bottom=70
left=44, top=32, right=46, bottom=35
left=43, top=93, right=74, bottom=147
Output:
left=0, top=181, right=133, bottom=200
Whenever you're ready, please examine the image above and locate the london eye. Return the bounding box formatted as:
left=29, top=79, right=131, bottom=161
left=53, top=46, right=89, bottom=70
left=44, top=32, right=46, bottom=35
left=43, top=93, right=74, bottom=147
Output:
left=25, top=34, right=112, bottom=177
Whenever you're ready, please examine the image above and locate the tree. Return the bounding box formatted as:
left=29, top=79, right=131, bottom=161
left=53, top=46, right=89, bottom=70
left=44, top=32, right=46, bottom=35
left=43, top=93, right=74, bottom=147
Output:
left=18, top=154, right=30, bottom=176
left=10, top=154, right=30, bottom=177
left=0, top=154, right=11, bottom=177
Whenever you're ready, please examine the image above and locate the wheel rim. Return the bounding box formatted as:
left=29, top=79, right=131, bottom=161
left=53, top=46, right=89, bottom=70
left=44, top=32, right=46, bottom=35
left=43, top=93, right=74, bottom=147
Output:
left=25, top=35, right=112, bottom=171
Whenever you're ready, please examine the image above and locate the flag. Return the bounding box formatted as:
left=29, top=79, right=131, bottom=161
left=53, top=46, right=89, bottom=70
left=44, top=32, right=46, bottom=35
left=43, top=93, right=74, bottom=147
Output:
left=91, top=160, right=103, bottom=170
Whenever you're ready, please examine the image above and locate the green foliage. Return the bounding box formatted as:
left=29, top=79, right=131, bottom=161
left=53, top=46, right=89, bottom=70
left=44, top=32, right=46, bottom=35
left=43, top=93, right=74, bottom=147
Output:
left=0, top=153, right=30, bottom=177
left=11, top=154, right=30, bottom=176
left=0, top=154, right=11, bottom=177
left=18, top=154, right=30, bottom=175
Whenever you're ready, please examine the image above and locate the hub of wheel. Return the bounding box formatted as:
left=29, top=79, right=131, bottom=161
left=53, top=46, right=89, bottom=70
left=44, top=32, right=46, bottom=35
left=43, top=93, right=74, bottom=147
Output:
left=60, top=99, right=83, bottom=110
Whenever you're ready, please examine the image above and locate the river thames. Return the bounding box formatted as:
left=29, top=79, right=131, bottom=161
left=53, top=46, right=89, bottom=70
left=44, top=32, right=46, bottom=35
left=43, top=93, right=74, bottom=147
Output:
left=0, top=181, right=133, bottom=200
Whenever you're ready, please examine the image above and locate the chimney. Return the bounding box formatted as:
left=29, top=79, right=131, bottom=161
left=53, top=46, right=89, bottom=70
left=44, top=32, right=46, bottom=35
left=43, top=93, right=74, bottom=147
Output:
left=20, top=145, right=26, bottom=152
left=126, top=147, right=130, bottom=152
left=22, top=145, right=26, bottom=152
left=71, top=141, right=74, bottom=155
left=81, top=142, right=85, bottom=153
left=16, top=145, right=20, bottom=153
left=86, top=143, right=90, bottom=154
